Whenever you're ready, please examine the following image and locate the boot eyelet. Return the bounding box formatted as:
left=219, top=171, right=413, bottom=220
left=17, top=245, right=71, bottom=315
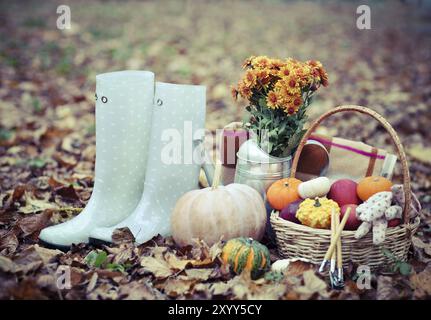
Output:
left=101, top=96, right=108, bottom=103
left=156, top=98, right=163, bottom=106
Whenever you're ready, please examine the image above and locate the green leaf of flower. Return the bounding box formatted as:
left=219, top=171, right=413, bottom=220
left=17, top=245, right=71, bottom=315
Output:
left=398, top=262, right=412, bottom=276
left=382, top=248, right=396, bottom=260
left=94, top=251, right=108, bottom=268
left=84, top=250, right=108, bottom=268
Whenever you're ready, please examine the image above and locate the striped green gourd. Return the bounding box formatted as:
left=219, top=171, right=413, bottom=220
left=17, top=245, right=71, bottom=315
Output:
left=221, top=237, right=270, bottom=279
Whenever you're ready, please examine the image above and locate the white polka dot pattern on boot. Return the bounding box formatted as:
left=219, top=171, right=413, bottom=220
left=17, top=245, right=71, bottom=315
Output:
left=92, top=71, right=155, bottom=225
left=131, top=82, right=206, bottom=243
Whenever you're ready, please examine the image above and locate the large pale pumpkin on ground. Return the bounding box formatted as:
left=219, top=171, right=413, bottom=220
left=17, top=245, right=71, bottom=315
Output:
left=171, top=164, right=267, bottom=246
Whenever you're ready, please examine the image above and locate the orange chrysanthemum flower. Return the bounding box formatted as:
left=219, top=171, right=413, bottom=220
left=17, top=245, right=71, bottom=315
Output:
left=279, top=66, right=291, bottom=78
left=269, top=58, right=285, bottom=70
left=307, top=60, right=319, bottom=68
left=238, top=82, right=252, bottom=99
left=243, top=70, right=257, bottom=87
left=286, top=105, right=296, bottom=115
left=288, top=77, right=298, bottom=89
left=256, top=70, right=270, bottom=86
left=253, top=56, right=270, bottom=69
left=319, top=68, right=329, bottom=87
left=266, top=91, right=279, bottom=109
left=293, top=96, right=302, bottom=107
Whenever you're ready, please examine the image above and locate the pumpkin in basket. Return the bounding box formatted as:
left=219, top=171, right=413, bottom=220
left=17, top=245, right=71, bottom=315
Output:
left=298, top=177, right=331, bottom=199
left=295, top=197, right=340, bottom=229
left=171, top=164, right=267, bottom=247
left=267, top=178, right=302, bottom=210
left=221, top=237, right=270, bottom=279
left=357, top=176, right=393, bottom=201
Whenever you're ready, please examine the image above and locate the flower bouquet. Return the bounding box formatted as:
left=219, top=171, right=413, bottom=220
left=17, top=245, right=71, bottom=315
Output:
left=232, top=55, right=328, bottom=157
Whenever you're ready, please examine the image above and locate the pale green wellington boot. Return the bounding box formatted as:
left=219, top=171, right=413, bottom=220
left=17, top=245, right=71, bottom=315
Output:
left=89, top=82, right=206, bottom=244
left=39, top=71, right=155, bottom=249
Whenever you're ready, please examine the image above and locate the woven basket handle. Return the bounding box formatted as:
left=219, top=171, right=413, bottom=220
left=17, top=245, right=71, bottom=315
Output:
left=290, top=105, right=411, bottom=223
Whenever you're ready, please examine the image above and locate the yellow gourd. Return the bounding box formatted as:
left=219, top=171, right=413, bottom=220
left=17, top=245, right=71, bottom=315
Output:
left=296, top=197, right=340, bottom=229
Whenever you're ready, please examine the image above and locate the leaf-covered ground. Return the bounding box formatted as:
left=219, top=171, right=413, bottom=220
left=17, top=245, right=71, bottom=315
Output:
left=0, top=0, right=430, bottom=299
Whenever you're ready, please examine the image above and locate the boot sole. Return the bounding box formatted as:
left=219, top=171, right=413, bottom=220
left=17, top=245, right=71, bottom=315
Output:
left=38, top=239, right=71, bottom=252
left=88, top=237, right=112, bottom=247
left=40, top=238, right=113, bottom=251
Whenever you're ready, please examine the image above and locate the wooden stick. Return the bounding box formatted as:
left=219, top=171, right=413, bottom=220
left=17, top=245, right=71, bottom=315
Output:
left=322, top=207, right=351, bottom=262
left=336, top=211, right=342, bottom=269
left=330, top=208, right=336, bottom=272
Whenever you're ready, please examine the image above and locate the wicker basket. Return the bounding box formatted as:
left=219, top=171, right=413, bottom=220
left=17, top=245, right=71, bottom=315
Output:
left=270, top=105, right=420, bottom=270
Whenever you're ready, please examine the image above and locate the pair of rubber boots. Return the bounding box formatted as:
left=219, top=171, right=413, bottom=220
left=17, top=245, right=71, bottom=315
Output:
left=39, top=71, right=206, bottom=250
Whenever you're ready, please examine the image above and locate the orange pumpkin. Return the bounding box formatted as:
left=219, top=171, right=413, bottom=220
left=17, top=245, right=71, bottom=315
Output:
left=267, top=178, right=302, bottom=210
left=357, top=176, right=393, bottom=201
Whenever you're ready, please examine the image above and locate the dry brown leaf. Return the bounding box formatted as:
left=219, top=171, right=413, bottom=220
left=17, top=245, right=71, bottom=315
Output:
left=119, top=280, right=164, bottom=300
left=0, top=232, right=19, bottom=256
left=47, top=176, right=66, bottom=189
left=377, top=276, right=397, bottom=300
left=35, top=274, right=56, bottom=290
left=412, top=236, right=431, bottom=264
left=186, top=239, right=223, bottom=267
left=0, top=212, right=16, bottom=226
left=86, top=282, right=119, bottom=300
left=216, top=273, right=288, bottom=300
left=8, top=279, right=48, bottom=300
left=294, top=270, right=329, bottom=299
left=52, top=153, right=78, bottom=168
left=412, top=236, right=431, bottom=256
left=18, top=210, right=53, bottom=236
left=161, top=278, right=195, bottom=297
left=4, top=184, right=27, bottom=207
left=0, top=255, right=16, bottom=272
left=165, top=252, right=192, bottom=271
left=69, top=267, right=85, bottom=287
left=183, top=268, right=213, bottom=281
left=18, top=193, right=58, bottom=214
left=94, top=269, right=124, bottom=280
left=250, top=283, right=288, bottom=300
left=108, top=244, right=136, bottom=266
left=33, top=244, right=63, bottom=264
left=410, top=265, right=431, bottom=299
left=13, top=246, right=44, bottom=274
left=61, top=134, right=82, bottom=155
left=227, top=276, right=250, bottom=299
left=112, top=227, right=135, bottom=245
left=86, top=272, right=98, bottom=293
left=285, top=260, right=315, bottom=277
left=209, top=281, right=231, bottom=296
left=140, top=256, right=174, bottom=279
left=54, top=185, right=80, bottom=202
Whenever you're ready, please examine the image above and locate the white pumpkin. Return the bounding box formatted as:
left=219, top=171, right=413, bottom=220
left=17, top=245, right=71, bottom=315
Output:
left=298, top=177, right=330, bottom=199
left=271, top=259, right=291, bottom=273
left=271, top=258, right=312, bottom=273
left=171, top=163, right=267, bottom=246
